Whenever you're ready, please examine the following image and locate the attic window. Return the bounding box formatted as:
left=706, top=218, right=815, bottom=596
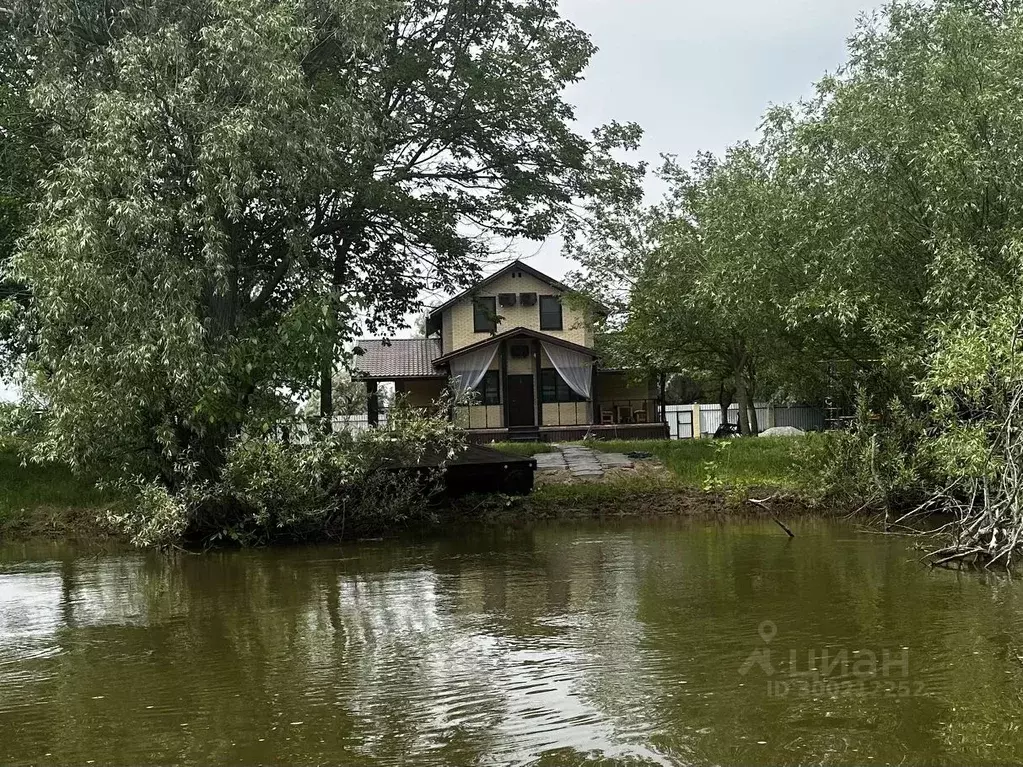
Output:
left=539, top=295, right=563, bottom=331
left=473, top=296, right=498, bottom=333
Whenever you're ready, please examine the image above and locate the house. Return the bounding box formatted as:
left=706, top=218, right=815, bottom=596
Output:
left=352, top=260, right=667, bottom=442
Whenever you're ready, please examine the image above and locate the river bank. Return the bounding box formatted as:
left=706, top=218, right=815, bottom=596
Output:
left=0, top=446, right=118, bottom=541
left=0, top=438, right=818, bottom=545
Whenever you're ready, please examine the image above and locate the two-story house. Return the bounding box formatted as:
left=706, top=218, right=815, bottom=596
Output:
left=352, top=260, right=667, bottom=442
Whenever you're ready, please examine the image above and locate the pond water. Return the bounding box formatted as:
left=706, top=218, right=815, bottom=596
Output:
left=3, top=518, right=1023, bottom=766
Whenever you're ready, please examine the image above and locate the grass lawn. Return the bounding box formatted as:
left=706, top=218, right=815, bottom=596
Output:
left=0, top=446, right=116, bottom=538
left=583, top=437, right=803, bottom=492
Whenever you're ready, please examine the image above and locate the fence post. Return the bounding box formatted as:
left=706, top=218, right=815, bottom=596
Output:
left=692, top=403, right=701, bottom=438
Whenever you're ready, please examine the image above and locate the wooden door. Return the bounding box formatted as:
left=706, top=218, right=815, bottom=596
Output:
left=506, top=375, right=536, bottom=428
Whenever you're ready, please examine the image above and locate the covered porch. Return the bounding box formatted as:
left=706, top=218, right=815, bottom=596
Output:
left=369, top=329, right=668, bottom=442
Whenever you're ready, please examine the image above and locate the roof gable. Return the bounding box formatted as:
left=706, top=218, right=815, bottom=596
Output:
left=426, top=260, right=608, bottom=327
left=433, top=327, right=599, bottom=364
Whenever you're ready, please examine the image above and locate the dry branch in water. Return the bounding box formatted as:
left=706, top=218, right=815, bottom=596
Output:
left=918, top=323, right=1023, bottom=569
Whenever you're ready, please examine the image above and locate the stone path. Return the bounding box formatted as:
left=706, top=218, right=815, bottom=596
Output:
left=533, top=444, right=634, bottom=479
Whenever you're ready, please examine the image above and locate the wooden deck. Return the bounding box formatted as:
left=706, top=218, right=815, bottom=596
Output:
left=464, top=423, right=669, bottom=445
left=398, top=445, right=537, bottom=497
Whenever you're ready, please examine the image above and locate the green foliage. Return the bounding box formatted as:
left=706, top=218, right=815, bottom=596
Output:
left=571, top=0, right=1023, bottom=533
left=300, top=374, right=368, bottom=418
left=104, top=482, right=188, bottom=549
left=100, top=399, right=465, bottom=547
left=6, top=0, right=641, bottom=498
left=792, top=398, right=932, bottom=510
left=0, top=443, right=116, bottom=538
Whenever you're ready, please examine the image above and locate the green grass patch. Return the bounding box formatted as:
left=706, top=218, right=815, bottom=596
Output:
left=583, top=437, right=802, bottom=492
left=487, top=441, right=557, bottom=457
left=0, top=446, right=117, bottom=539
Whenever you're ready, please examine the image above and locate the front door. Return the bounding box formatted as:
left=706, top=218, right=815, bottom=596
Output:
left=506, top=375, right=536, bottom=428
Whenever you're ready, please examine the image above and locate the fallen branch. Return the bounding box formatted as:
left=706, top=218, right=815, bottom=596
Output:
left=747, top=496, right=795, bottom=538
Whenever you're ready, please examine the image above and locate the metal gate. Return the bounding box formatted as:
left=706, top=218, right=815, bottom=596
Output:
left=673, top=409, right=694, bottom=439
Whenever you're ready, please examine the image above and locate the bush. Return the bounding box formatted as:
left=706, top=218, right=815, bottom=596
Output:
left=793, top=397, right=931, bottom=510
left=104, top=481, right=188, bottom=547
left=107, top=398, right=467, bottom=547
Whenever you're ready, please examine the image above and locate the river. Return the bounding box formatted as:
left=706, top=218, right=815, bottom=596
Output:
left=3, top=518, right=1023, bottom=766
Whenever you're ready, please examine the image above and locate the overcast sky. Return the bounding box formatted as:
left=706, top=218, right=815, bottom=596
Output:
left=521, top=0, right=886, bottom=279
left=0, top=1, right=886, bottom=401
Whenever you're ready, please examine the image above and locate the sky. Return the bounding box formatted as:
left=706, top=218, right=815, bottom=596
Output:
left=0, top=0, right=884, bottom=402
left=520, top=0, right=886, bottom=280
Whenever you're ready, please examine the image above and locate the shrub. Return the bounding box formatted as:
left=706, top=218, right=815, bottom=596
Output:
left=120, top=397, right=468, bottom=547
left=104, top=481, right=188, bottom=547
left=793, top=397, right=931, bottom=510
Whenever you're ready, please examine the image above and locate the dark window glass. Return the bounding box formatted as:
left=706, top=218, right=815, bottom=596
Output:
left=473, top=296, right=498, bottom=333
left=539, top=295, right=563, bottom=330
left=540, top=369, right=585, bottom=403
left=475, top=370, right=501, bottom=405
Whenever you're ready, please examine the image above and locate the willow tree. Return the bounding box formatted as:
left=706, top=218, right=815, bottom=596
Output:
left=12, top=0, right=639, bottom=487
left=570, top=146, right=799, bottom=435
left=771, top=0, right=1023, bottom=558
left=0, top=15, right=43, bottom=379
left=307, top=0, right=636, bottom=418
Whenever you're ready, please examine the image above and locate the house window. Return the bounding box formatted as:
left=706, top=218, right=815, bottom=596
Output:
left=539, top=295, right=563, bottom=331
left=540, top=369, right=586, bottom=403
left=475, top=370, right=501, bottom=405
left=473, top=296, right=498, bottom=333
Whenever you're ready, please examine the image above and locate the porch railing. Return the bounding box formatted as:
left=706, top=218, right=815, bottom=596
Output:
left=452, top=404, right=505, bottom=431
left=592, top=399, right=660, bottom=427
left=540, top=400, right=592, bottom=427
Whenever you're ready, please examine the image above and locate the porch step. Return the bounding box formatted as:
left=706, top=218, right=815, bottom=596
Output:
left=507, top=427, right=540, bottom=443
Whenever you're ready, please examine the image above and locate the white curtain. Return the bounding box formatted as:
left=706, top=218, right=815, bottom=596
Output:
left=541, top=342, right=594, bottom=399
left=450, top=343, right=500, bottom=401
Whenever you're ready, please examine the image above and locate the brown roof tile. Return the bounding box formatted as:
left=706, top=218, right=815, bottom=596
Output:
left=352, top=338, right=444, bottom=379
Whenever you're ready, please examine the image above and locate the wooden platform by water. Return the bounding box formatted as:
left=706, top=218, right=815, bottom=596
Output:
left=400, top=445, right=537, bottom=497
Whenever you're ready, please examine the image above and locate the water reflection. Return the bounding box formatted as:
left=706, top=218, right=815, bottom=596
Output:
left=3, top=520, right=1023, bottom=765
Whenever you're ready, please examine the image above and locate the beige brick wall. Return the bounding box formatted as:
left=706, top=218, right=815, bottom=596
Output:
left=442, top=317, right=453, bottom=356
left=442, top=271, right=594, bottom=353
left=506, top=351, right=534, bottom=375
left=397, top=379, right=447, bottom=408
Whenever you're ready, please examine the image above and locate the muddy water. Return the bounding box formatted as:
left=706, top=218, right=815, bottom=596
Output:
left=3, top=518, right=1023, bottom=766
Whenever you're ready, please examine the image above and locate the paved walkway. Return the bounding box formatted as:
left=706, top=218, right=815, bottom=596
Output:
left=533, top=444, right=634, bottom=479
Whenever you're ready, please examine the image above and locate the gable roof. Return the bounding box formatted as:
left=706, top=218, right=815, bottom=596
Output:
left=351, top=338, right=444, bottom=380
left=425, top=260, right=609, bottom=332
left=432, top=327, right=599, bottom=365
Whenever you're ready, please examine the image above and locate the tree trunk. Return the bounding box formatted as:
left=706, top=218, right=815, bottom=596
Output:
left=745, top=367, right=759, bottom=436
left=319, top=342, right=334, bottom=433
left=735, top=373, right=752, bottom=436
left=719, top=381, right=734, bottom=423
